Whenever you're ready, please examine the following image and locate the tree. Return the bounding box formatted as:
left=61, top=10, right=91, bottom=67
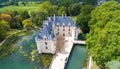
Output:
left=77, top=5, right=94, bottom=33
left=0, top=20, right=10, bottom=41
left=30, top=11, right=47, bottom=27
left=84, top=0, right=98, bottom=5
left=68, top=3, right=82, bottom=16
left=86, top=1, right=120, bottom=68
left=22, top=19, right=35, bottom=30
left=0, top=13, right=12, bottom=24
left=19, top=10, right=30, bottom=21
left=58, top=6, right=66, bottom=15
left=39, top=1, right=56, bottom=16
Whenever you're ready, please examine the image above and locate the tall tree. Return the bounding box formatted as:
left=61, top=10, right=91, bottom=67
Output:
left=77, top=5, right=94, bottom=33
left=86, top=1, right=120, bottom=68
left=39, top=1, right=56, bottom=16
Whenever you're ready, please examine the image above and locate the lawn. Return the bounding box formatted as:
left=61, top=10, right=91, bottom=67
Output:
left=72, top=16, right=77, bottom=21
left=0, top=3, right=40, bottom=13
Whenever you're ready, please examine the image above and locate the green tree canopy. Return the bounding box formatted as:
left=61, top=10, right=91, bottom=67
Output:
left=0, top=20, right=10, bottom=41
left=84, top=0, right=98, bottom=5
left=77, top=5, right=94, bottom=33
left=22, top=19, right=35, bottom=30
left=30, top=11, right=47, bottom=27
left=86, top=1, right=120, bottom=68
left=39, top=1, right=56, bottom=16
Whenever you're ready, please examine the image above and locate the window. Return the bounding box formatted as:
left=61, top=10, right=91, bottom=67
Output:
left=69, top=25, right=70, bottom=28
left=68, top=32, right=70, bottom=35
left=63, top=29, right=65, bottom=31
left=46, top=47, right=48, bottom=49
left=58, top=29, right=59, bottom=31
left=63, top=34, right=65, bottom=36
left=69, top=29, right=70, bottom=31
left=58, top=32, right=59, bottom=35
left=44, top=38, right=46, bottom=40
left=45, top=42, right=47, bottom=45
left=63, top=25, right=65, bottom=28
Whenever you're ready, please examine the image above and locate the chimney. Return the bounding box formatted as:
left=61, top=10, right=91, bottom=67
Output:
left=62, top=14, right=64, bottom=18
left=54, top=14, right=56, bottom=21
left=49, top=17, right=51, bottom=21
left=65, top=14, right=67, bottom=17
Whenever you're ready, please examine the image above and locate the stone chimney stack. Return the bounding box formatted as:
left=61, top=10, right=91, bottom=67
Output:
left=62, top=14, right=64, bottom=18
left=54, top=14, right=56, bottom=21
left=65, top=14, right=67, bottom=17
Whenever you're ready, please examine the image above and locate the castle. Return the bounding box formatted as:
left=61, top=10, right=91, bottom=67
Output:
left=35, top=15, right=79, bottom=54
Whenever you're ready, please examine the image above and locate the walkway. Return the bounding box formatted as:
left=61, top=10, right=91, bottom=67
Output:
left=49, top=37, right=85, bottom=69
left=73, top=40, right=85, bottom=44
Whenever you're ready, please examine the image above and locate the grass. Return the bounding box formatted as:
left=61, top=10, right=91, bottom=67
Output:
left=0, top=3, right=40, bottom=13
left=72, top=16, right=77, bottom=21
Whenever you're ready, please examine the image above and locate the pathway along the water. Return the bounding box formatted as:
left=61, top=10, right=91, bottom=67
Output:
left=49, top=37, right=85, bottom=69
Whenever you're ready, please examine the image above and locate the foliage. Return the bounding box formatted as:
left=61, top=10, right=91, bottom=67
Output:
left=40, top=54, right=53, bottom=67
left=0, top=20, right=10, bottom=41
left=84, top=0, right=98, bottom=5
left=0, top=34, right=17, bottom=59
left=77, top=5, right=94, bottom=33
left=39, top=1, right=56, bottom=16
left=22, top=19, right=35, bottom=30
left=19, top=10, right=30, bottom=21
left=58, top=0, right=80, bottom=8
left=30, top=11, right=47, bottom=27
left=68, top=3, right=82, bottom=16
left=0, top=13, right=12, bottom=23
left=86, top=1, right=120, bottom=68
left=30, top=50, right=37, bottom=61
left=107, top=61, right=120, bottom=69
left=58, top=6, right=66, bottom=15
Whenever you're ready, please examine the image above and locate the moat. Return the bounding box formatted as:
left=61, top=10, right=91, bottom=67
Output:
left=0, top=30, right=87, bottom=69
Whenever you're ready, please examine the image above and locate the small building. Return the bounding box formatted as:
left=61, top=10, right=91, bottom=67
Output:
left=35, top=15, right=79, bottom=54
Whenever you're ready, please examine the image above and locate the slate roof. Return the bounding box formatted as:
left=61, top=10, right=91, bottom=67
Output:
left=36, top=16, right=77, bottom=40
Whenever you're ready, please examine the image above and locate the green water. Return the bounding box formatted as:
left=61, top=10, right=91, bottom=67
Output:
left=0, top=30, right=86, bottom=69
left=65, top=45, right=87, bottom=69
left=0, top=30, right=48, bottom=69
